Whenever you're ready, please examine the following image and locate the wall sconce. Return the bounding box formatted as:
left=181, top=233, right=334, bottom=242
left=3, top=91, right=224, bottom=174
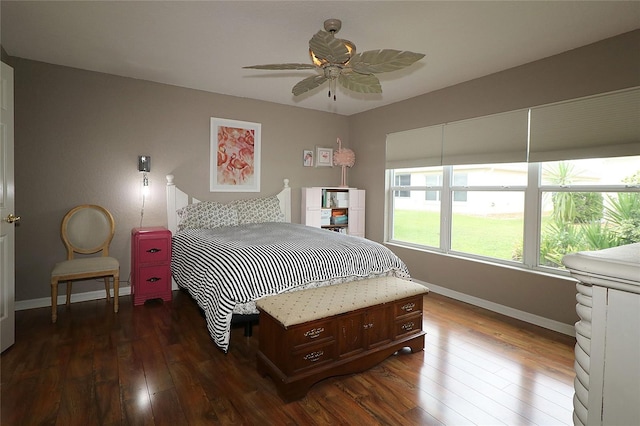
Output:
left=138, top=155, right=151, bottom=197
left=138, top=155, right=151, bottom=173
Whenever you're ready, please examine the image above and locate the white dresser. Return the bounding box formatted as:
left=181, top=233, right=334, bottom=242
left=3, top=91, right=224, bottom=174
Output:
left=562, top=243, right=640, bottom=426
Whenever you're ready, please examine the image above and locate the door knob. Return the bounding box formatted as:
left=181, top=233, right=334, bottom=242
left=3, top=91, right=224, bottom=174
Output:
left=5, top=214, right=20, bottom=224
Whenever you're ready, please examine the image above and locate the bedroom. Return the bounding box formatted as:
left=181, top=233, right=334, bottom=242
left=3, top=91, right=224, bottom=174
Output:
left=1, top=1, right=639, bottom=424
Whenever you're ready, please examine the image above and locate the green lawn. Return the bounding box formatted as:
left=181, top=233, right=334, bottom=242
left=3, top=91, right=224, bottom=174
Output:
left=393, top=210, right=523, bottom=260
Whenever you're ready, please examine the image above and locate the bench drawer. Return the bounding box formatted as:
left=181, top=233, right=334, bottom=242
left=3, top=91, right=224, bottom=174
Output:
left=395, top=296, right=423, bottom=318
left=291, top=341, right=336, bottom=373
left=395, top=312, right=422, bottom=338
left=291, top=320, right=335, bottom=347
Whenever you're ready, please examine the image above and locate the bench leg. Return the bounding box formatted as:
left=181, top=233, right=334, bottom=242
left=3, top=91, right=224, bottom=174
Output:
left=408, top=334, right=425, bottom=353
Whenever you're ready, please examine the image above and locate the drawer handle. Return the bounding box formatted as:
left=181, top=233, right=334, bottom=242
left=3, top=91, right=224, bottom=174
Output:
left=146, top=277, right=162, bottom=283
left=303, top=350, right=324, bottom=362
left=363, top=322, right=374, bottom=330
left=146, top=248, right=162, bottom=253
left=401, top=322, right=415, bottom=331
left=401, top=302, right=416, bottom=312
left=303, top=327, right=325, bottom=339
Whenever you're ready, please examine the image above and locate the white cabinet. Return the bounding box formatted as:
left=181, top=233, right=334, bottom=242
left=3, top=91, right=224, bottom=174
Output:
left=301, top=187, right=365, bottom=237
left=563, top=243, right=640, bottom=426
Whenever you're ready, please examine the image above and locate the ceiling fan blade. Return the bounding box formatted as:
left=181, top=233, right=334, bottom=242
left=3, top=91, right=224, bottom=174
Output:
left=308, top=30, right=351, bottom=64
left=349, top=50, right=425, bottom=74
left=243, top=63, right=317, bottom=70
left=338, top=73, right=382, bottom=94
left=292, top=75, right=328, bottom=96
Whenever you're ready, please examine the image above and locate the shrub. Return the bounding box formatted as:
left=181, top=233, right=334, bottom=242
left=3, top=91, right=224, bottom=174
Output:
left=606, top=192, right=640, bottom=244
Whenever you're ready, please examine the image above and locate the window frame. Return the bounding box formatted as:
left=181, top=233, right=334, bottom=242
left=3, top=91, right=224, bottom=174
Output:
left=387, top=159, right=640, bottom=275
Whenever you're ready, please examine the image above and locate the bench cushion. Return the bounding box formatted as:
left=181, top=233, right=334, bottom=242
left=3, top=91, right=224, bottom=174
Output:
left=256, top=276, right=428, bottom=328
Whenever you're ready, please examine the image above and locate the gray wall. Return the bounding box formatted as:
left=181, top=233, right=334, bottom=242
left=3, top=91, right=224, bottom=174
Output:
left=11, top=29, right=639, bottom=329
left=13, top=58, right=348, bottom=301
left=348, top=30, right=640, bottom=326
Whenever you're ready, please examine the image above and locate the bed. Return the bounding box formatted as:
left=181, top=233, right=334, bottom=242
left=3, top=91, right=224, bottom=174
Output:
left=166, top=175, right=410, bottom=352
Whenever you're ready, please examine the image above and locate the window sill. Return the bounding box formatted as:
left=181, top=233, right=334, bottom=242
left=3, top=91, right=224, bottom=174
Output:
left=385, top=240, right=575, bottom=281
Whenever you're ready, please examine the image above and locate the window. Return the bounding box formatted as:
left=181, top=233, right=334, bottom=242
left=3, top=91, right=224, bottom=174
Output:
left=394, top=174, right=410, bottom=197
left=452, top=172, right=468, bottom=202
left=386, top=88, right=640, bottom=272
left=388, top=156, right=640, bottom=270
left=425, top=174, right=441, bottom=201
left=385, top=87, right=640, bottom=271
left=391, top=163, right=528, bottom=262
left=391, top=167, right=442, bottom=248
left=538, top=157, right=640, bottom=268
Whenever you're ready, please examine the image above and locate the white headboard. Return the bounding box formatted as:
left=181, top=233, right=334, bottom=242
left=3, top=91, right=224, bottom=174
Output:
left=165, top=174, right=291, bottom=235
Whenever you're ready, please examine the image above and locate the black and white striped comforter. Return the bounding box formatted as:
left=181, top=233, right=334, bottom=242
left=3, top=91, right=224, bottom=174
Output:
left=171, top=222, right=410, bottom=352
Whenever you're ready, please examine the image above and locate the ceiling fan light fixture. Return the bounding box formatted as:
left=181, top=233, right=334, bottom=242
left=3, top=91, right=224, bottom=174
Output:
left=309, top=49, right=327, bottom=67
left=309, top=38, right=356, bottom=67
left=341, top=39, right=356, bottom=55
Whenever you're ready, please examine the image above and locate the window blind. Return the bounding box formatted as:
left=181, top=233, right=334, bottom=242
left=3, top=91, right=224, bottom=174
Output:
left=385, top=87, right=639, bottom=169
left=441, top=109, right=529, bottom=165
left=529, top=87, right=640, bottom=162
left=385, top=124, right=443, bottom=169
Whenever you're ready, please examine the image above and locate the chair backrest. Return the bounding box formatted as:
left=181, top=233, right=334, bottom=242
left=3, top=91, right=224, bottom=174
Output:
left=61, top=204, right=115, bottom=260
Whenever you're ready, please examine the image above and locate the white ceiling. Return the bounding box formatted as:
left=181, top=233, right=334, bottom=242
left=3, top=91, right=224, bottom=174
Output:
left=2, top=1, right=639, bottom=116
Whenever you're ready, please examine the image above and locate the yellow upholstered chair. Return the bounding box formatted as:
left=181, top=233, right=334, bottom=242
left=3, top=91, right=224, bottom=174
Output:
left=50, top=204, right=120, bottom=322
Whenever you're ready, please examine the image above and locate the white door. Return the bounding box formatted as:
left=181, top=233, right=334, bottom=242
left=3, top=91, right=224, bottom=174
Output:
left=1, top=62, right=16, bottom=353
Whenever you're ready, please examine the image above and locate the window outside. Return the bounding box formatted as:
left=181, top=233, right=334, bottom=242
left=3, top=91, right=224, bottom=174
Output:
left=451, top=191, right=524, bottom=261
left=538, top=157, right=640, bottom=268
left=389, top=156, right=640, bottom=271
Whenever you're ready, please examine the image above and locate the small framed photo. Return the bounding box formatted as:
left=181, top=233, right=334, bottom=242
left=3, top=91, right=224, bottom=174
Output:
left=316, top=146, right=333, bottom=167
left=303, top=150, right=314, bottom=167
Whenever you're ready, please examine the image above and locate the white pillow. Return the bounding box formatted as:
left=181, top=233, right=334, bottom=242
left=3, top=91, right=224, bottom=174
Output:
left=176, top=201, right=238, bottom=230
left=231, top=196, right=285, bottom=224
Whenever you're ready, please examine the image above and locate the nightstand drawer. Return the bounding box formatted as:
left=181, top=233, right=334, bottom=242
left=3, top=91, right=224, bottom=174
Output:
left=136, top=265, right=171, bottom=299
left=138, top=237, right=170, bottom=263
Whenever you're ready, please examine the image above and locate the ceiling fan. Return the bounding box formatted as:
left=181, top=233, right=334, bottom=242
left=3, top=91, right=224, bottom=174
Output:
left=243, top=19, right=425, bottom=100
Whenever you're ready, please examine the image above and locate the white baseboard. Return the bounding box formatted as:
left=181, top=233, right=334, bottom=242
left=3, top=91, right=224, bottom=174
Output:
left=16, top=281, right=180, bottom=311
left=17, top=279, right=575, bottom=337
left=15, top=287, right=132, bottom=311
left=416, top=279, right=575, bottom=337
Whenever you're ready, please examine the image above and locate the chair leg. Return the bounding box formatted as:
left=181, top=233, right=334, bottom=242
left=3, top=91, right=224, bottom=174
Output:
left=113, top=273, right=119, bottom=313
left=104, top=277, right=111, bottom=302
left=66, top=281, right=72, bottom=307
left=51, top=279, right=58, bottom=323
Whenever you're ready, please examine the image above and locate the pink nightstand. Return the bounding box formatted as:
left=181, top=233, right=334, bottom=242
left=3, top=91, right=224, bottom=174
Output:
left=131, top=227, right=172, bottom=306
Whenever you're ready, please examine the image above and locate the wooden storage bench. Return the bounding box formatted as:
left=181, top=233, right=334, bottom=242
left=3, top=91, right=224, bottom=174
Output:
left=255, top=276, right=429, bottom=401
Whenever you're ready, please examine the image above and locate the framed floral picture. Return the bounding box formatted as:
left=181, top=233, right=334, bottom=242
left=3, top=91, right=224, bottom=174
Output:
left=316, top=146, right=333, bottom=167
left=210, top=117, right=261, bottom=192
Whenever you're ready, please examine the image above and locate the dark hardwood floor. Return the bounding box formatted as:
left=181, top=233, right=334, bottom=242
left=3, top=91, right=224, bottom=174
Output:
left=1, top=290, right=576, bottom=425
